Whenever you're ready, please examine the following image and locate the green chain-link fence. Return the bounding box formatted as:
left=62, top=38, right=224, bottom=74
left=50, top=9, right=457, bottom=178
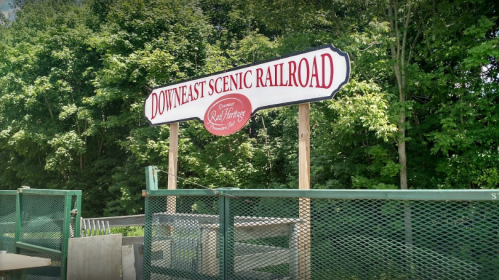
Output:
left=0, top=190, right=17, bottom=253
left=143, top=188, right=499, bottom=280
left=0, top=189, right=81, bottom=280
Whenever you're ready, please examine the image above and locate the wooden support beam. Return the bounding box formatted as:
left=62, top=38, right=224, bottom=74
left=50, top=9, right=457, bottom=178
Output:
left=167, top=122, right=179, bottom=213
left=298, top=103, right=311, bottom=280
left=168, top=122, right=179, bottom=190
left=299, top=103, right=310, bottom=190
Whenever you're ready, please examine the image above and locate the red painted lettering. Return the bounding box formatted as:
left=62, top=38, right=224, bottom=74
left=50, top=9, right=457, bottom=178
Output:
left=320, top=53, right=334, bottom=88
left=223, top=76, right=229, bottom=92
left=288, top=61, right=297, bottom=86
left=244, top=70, right=252, bottom=88
left=181, top=86, right=189, bottom=105
left=158, top=91, right=165, bottom=115
left=173, top=88, right=181, bottom=108
left=277, top=63, right=288, bottom=86
left=237, top=72, right=243, bottom=90
left=194, top=82, right=200, bottom=100
left=208, top=79, right=215, bottom=95
left=230, top=74, right=238, bottom=91
left=265, top=67, right=274, bottom=87
left=215, top=77, right=223, bottom=93
left=188, top=84, right=196, bottom=101
left=166, top=89, right=174, bottom=111
left=310, top=56, right=319, bottom=87
left=256, top=68, right=264, bottom=87
left=151, top=92, right=158, bottom=119
left=274, top=64, right=279, bottom=86
left=199, top=81, right=206, bottom=98
left=298, top=58, right=310, bottom=87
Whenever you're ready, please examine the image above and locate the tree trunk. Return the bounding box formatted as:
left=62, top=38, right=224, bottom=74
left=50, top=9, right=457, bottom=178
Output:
left=388, top=0, right=410, bottom=190
left=398, top=107, right=408, bottom=189
left=388, top=2, right=414, bottom=274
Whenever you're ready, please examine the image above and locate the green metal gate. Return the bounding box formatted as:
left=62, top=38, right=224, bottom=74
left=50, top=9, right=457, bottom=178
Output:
left=143, top=179, right=499, bottom=279
left=0, top=188, right=82, bottom=280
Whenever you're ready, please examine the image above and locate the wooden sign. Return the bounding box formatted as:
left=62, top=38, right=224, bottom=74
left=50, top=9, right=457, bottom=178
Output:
left=144, top=45, right=350, bottom=136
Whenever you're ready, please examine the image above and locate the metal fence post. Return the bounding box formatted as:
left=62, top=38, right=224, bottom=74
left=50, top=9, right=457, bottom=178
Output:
left=143, top=194, right=152, bottom=280
left=74, top=194, right=82, bottom=238
left=217, top=188, right=237, bottom=280
left=60, top=194, right=73, bottom=280
left=143, top=166, right=156, bottom=280
left=12, top=189, right=82, bottom=280
left=145, top=166, right=158, bottom=191
left=15, top=190, right=22, bottom=255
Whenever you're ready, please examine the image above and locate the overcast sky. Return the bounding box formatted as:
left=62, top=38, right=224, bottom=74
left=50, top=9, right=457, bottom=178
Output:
left=1, top=0, right=14, bottom=19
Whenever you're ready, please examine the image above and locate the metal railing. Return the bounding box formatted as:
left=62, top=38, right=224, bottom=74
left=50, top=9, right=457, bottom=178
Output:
left=80, top=214, right=145, bottom=236
left=143, top=187, right=499, bottom=280
left=0, top=188, right=81, bottom=280
left=79, top=215, right=145, bottom=247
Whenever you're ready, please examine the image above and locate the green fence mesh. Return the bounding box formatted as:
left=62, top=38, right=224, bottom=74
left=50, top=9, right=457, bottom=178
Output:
left=20, top=194, right=66, bottom=251
left=144, top=195, right=222, bottom=280
left=0, top=191, right=17, bottom=253
left=228, top=197, right=300, bottom=280
left=0, top=189, right=82, bottom=280
left=308, top=199, right=497, bottom=280
left=19, top=248, right=63, bottom=280
left=144, top=190, right=499, bottom=280
left=0, top=189, right=80, bottom=279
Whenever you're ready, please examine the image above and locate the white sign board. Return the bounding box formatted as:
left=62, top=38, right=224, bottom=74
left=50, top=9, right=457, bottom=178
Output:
left=144, top=45, right=350, bottom=135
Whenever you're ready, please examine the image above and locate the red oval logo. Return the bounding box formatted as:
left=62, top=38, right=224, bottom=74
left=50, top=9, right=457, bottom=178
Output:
left=203, top=94, right=252, bottom=136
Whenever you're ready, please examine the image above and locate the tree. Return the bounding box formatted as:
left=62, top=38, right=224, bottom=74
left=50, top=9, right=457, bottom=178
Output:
left=1, top=0, right=498, bottom=218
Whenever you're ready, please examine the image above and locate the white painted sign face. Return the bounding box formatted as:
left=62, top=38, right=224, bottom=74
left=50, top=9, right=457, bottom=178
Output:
left=144, top=45, right=350, bottom=135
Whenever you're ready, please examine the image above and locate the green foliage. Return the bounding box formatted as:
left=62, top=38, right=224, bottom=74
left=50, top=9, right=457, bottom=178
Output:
left=0, top=0, right=498, bottom=217
left=110, top=226, right=144, bottom=237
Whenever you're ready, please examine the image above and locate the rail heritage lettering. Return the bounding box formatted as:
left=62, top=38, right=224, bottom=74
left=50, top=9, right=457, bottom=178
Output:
left=203, top=94, right=251, bottom=135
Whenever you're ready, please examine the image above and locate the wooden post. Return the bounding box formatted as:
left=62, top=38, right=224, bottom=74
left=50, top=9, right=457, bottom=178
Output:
left=299, top=103, right=310, bottom=190
left=298, top=103, right=311, bottom=280
left=167, top=122, right=179, bottom=214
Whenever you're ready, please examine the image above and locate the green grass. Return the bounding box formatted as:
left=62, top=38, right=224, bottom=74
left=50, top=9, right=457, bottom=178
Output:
left=82, top=226, right=144, bottom=236
left=110, top=226, right=145, bottom=236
